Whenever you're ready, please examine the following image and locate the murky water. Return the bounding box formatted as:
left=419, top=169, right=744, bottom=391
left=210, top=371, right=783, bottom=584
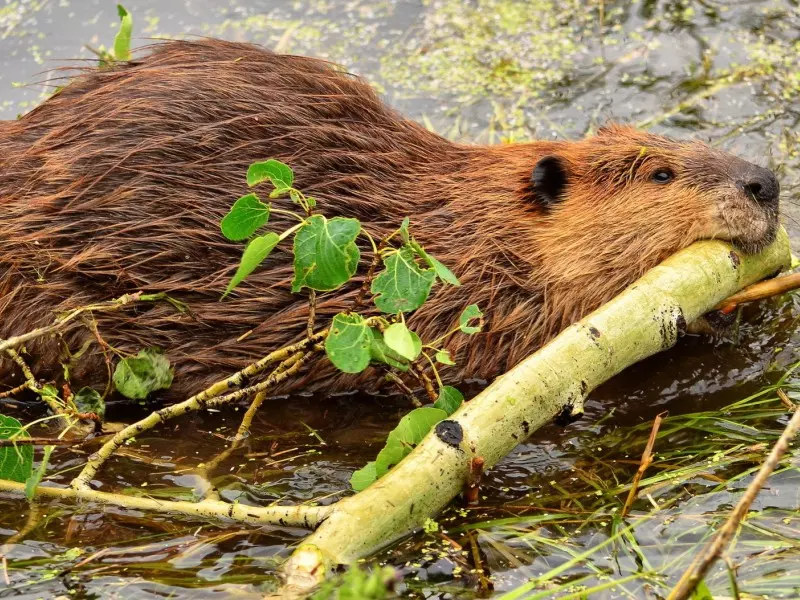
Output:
left=1, top=0, right=799, bottom=598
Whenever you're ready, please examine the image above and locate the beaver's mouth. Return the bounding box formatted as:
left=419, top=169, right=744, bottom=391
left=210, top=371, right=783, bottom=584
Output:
left=730, top=218, right=778, bottom=254
left=716, top=196, right=780, bottom=255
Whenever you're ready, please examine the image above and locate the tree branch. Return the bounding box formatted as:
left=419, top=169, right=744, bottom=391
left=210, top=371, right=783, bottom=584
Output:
left=281, top=230, right=791, bottom=596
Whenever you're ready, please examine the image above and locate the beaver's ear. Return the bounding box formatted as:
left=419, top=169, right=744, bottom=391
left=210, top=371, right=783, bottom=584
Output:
left=531, top=155, right=568, bottom=206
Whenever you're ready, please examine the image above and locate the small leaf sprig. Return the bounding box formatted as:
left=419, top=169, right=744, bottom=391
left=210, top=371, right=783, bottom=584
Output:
left=220, top=159, right=485, bottom=490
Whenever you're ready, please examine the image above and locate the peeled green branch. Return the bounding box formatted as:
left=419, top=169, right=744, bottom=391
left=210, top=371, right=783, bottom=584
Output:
left=281, top=229, right=791, bottom=596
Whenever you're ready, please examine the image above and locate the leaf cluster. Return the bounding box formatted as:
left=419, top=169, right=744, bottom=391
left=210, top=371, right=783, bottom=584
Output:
left=220, top=159, right=486, bottom=489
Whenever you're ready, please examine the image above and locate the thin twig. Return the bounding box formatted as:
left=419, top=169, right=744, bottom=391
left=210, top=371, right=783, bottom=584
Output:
left=622, top=411, right=667, bottom=518
left=466, top=529, right=492, bottom=594
left=465, top=456, right=485, bottom=506
left=350, top=238, right=387, bottom=312
left=199, top=389, right=270, bottom=501
left=0, top=292, right=176, bottom=354
left=714, top=271, right=800, bottom=314
left=667, top=406, right=800, bottom=600
left=202, top=346, right=321, bottom=410
left=777, top=388, right=797, bottom=411
left=0, top=438, right=75, bottom=447
left=384, top=372, right=423, bottom=407
left=72, top=334, right=327, bottom=490
left=7, top=349, right=74, bottom=431
left=58, top=548, right=111, bottom=576
left=409, top=364, right=438, bottom=402
left=5, top=350, right=41, bottom=394
left=0, top=383, right=29, bottom=399
left=85, top=316, right=114, bottom=399
left=306, top=290, right=317, bottom=339
left=0, top=478, right=332, bottom=529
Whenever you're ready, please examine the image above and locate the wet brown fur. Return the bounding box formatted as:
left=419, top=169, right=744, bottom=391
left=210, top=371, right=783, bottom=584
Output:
left=0, top=39, right=779, bottom=401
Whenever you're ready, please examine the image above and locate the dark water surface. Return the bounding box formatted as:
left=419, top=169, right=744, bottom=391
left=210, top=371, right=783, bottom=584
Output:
left=1, top=0, right=799, bottom=598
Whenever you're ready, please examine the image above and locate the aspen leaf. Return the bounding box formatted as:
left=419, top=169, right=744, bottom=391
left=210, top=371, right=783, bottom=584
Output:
left=459, top=304, right=484, bottom=334
left=220, top=193, right=270, bottom=241
left=113, top=349, right=173, bottom=400
left=292, top=215, right=361, bottom=292
left=247, top=159, right=294, bottom=191
left=371, top=247, right=435, bottom=313
left=383, top=322, right=422, bottom=361
left=0, top=415, right=32, bottom=483
left=224, top=232, right=280, bottom=296
left=113, top=5, right=133, bottom=61
left=433, top=386, right=464, bottom=415
left=325, top=313, right=372, bottom=373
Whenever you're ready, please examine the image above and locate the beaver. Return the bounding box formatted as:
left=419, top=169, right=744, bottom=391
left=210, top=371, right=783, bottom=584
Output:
left=0, top=39, right=780, bottom=402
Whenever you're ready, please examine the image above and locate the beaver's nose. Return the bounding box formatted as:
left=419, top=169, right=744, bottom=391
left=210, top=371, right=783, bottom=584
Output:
left=740, top=166, right=780, bottom=206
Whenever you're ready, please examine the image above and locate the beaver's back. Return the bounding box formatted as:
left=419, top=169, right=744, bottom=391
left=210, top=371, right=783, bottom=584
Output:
left=0, top=39, right=519, bottom=400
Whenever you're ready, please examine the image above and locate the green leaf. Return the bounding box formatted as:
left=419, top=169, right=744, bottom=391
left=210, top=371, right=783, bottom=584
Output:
left=73, top=387, right=106, bottom=421
left=368, top=329, right=409, bottom=371
left=459, top=304, right=484, bottom=334
left=425, top=254, right=460, bottom=286
left=374, top=437, right=405, bottom=480
left=433, top=386, right=464, bottom=416
left=291, top=215, right=361, bottom=292
left=435, top=349, right=455, bottom=366
left=691, top=580, right=714, bottom=600
left=371, top=246, right=436, bottom=313
left=25, top=445, right=53, bottom=501
left=247, top=159, right=294, bottom=191
left=374, top=407, right=447, bottom=477
left=398, top=217, right=410, bottom=243
left=113, top=349, right=174, bottom=400
left=220, top=193, right=270, bottom=241
left=383, top=323, right=421, bottom=361
left=412, top=242, right=460, bottom=286
left=113, top=5, right=133, bottom=61
left=40, top=384, right=60, bottom=402
left=325, top=313, right=372, bottom=374
left=224, top=232, right=280, bottom=297
left=350, top=461, right=377, bottom=492
left=0, top=415, right=33, bottom=483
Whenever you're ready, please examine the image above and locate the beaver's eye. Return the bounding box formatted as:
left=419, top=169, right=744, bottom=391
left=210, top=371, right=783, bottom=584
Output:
left=652, top=169, right=674, bottom=184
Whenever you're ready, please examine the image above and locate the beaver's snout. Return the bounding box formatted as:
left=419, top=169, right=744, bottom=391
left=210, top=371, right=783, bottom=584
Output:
left=705, top=153, right=782, bottom=254
left=738, top=164, right=780, bottom=207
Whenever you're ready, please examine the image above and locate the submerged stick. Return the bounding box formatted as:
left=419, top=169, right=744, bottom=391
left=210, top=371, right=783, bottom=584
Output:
left=667, top=404, right=800, bottom=600
left=282, top=230, right=791, bottom=596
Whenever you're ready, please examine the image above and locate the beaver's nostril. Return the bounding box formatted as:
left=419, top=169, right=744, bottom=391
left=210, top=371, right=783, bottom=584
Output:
left=744, top=181, right=762, bottom=199
left=741, top=168, right=779, bottom=205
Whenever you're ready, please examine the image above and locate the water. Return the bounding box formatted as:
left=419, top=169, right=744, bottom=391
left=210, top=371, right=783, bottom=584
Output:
left=1, top=0, right=799, bottom=598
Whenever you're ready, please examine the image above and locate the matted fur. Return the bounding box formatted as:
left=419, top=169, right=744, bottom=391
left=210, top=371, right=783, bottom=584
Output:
left=0, top=39, right=779, bottom=400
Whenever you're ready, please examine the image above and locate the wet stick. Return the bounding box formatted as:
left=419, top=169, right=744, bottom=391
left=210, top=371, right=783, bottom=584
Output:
left=714, top=270, right=800, bottom=314
left=0, top=479, right=332, bottom=528
left=667, top=403, right=800, bottom=600
left=621, top=411, right=666, bottom=518
left=281, top=230, right=791, bottom=596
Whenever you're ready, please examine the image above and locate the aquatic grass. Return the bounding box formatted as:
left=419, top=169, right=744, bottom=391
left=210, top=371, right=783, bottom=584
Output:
left=427, top=362, right=800, bottom=598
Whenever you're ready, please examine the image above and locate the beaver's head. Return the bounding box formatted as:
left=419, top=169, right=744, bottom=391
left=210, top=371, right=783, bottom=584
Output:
left=532, top=124, right=779, bottom=254
left=524, top=124, right=781, bottom=332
